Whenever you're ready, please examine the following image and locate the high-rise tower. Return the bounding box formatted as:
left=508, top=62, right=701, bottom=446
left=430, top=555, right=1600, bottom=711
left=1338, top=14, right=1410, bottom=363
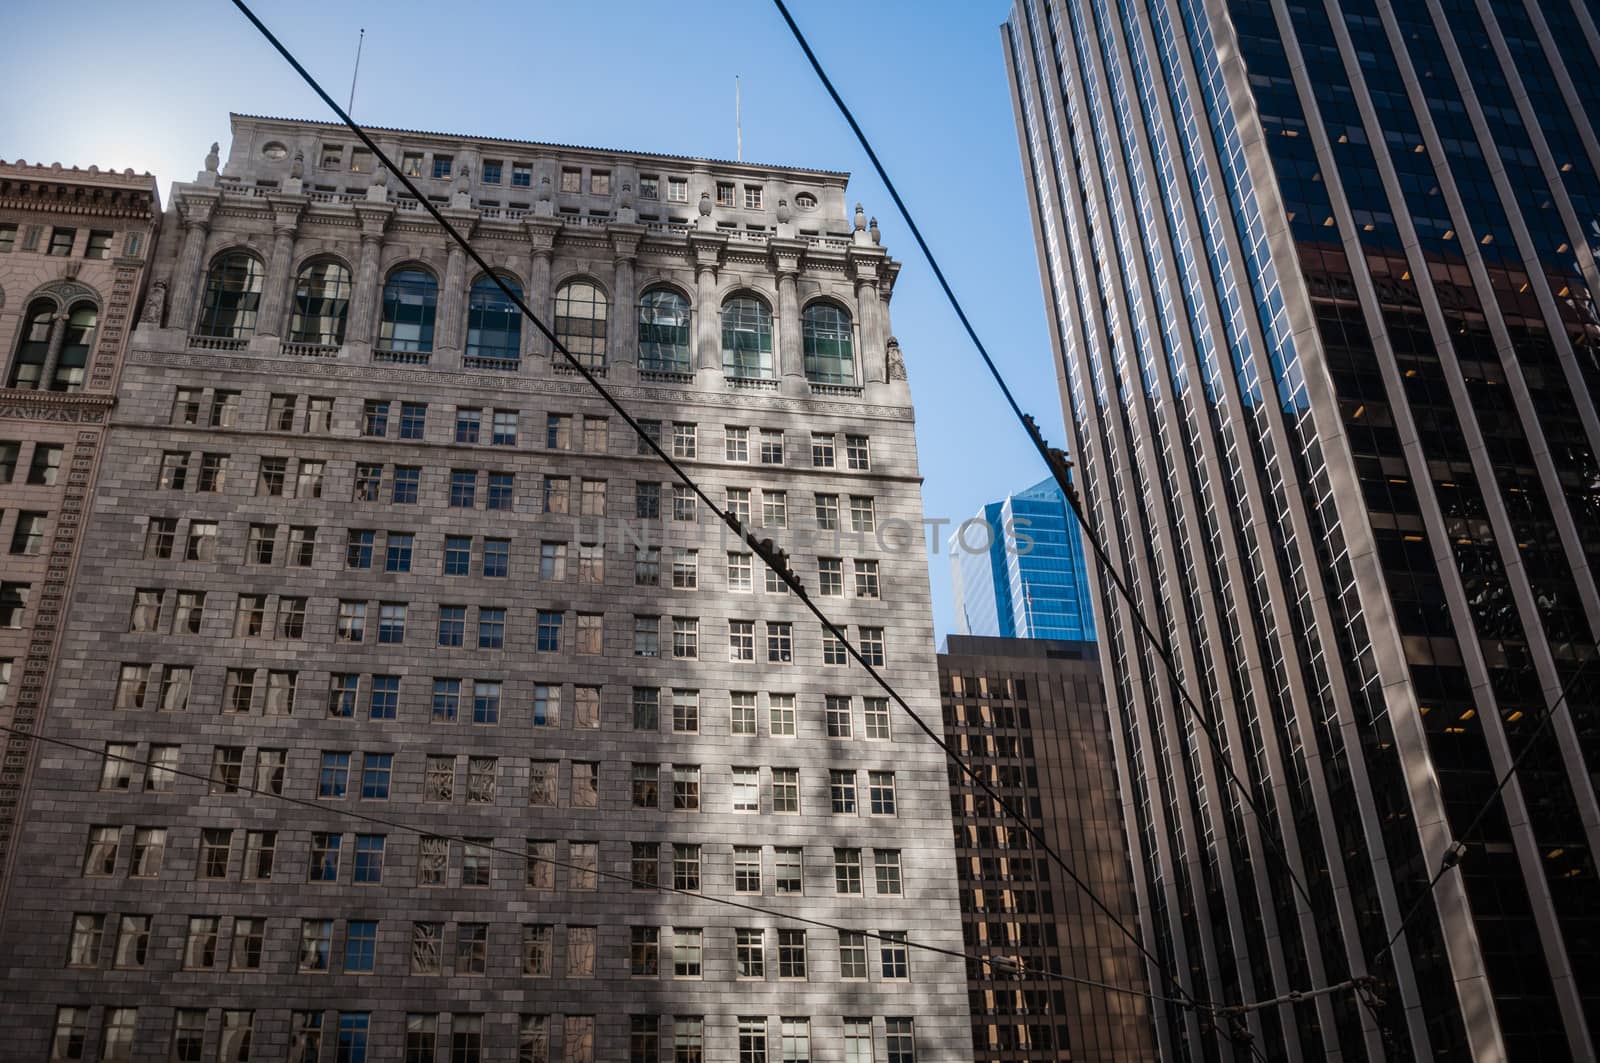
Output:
left=0, top=116, right=969, bottom=1063
left=1005, top=1, right=1600, bottom=1060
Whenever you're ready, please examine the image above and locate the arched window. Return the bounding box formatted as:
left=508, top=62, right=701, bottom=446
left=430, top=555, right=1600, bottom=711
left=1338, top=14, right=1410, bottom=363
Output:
left=554, top=279, right=608, bottom=369
left=289, top=259, right=352, bottom=346
left=7, top=300, right=55, bottom=388
left=638, top=288, right=691, bottom=372
left=466, top=275, right=522, bottom=365
left=379, top=268, right=437, bottom=353
left=721, top=295, right=773, bottom=379
left=802, top=303, right=855, bottom=385
left=196, top=252, right=264, bottom=338
left=51, top=302, right=99, bottom=391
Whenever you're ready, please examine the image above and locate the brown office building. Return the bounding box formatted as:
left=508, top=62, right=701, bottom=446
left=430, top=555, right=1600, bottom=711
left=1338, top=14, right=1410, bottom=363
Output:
left=0, top=159, right=161, bottom=896
left=939, top=635, right=1157, bottom=1063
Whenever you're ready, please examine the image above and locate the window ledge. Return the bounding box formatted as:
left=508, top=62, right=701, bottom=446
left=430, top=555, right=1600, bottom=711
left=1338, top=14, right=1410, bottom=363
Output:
left=372, top=347, right=431, bottom=366
left=280, top=341, right=340, bottom=358
left=188, top=334, right=248, bottom=352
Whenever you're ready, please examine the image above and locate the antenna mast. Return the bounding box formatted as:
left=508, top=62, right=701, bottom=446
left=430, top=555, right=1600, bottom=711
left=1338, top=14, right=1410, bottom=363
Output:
left=736, top=75, right=742, bottom=162
left=347, top=28, right=365, bottom=115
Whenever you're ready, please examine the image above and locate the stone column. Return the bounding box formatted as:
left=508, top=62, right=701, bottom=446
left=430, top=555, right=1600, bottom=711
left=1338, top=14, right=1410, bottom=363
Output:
left=348, top=207, right=390, bottom=347
left=523, top=220, right=559, bottom=363
left=38, top=310, right=69, bottom=390
left=694, top=263, right=720, bottom=371
left=856, top=274, right=884, bottom=384
left=257, top=205, right=303, bottom=339
left=778, top=270, right=805, bottom=382
left=166, top=194, right=217, bottom=333
left=437, top=242, right=467, bottom=353
left=609, top=229, right=641, bottom=368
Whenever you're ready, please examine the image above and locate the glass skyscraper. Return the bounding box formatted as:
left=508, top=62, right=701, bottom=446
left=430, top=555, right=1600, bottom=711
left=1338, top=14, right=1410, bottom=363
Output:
left=951, top=477, right=1096, bottom=641
left=1005, top=1, right=1600, bottom=1060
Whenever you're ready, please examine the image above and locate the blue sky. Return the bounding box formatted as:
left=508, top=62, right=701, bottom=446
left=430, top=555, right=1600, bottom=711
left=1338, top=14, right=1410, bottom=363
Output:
left=0, top=0, right=1065, bottom=641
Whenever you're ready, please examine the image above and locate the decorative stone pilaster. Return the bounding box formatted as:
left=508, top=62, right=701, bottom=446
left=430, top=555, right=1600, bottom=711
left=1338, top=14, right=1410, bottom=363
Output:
left=609, top=226, right=643, bottom=368
left=348, top=205, right=393, bottom=346
left=256, top=196, right=305, bottom=338
left=437, top=242, right=468, bottom=355
left=772, top=243, right=805, bottom=382
left=523, top=219, right=560, bottom=363
left=848, top=248, right=888, bottom=384
left=688, top=233, right=726, bottom=372
left=167, top=192, right=217, bottom=333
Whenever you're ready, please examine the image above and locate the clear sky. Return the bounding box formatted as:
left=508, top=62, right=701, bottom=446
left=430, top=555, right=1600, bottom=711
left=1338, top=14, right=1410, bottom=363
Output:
left=0, top=0, right=1066, bottom=643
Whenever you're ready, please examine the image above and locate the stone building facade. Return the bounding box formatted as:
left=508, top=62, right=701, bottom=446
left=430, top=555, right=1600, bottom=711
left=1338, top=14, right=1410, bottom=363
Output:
left=0, top=160, right=161, bottom=905
left=0, top=115, right=970, bottom=1062
left=939, top=636, right=1156, bottom=1063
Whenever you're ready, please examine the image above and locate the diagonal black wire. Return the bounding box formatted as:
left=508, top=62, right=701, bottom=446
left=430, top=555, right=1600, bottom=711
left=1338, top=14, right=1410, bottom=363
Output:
left=216, top=0, right=1195, bottom=1015
left=0, top=720, right=1191, bottom=1007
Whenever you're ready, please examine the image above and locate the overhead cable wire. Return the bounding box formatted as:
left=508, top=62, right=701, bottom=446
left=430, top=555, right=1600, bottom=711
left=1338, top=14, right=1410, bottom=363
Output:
left=0, top=720, right=1194, bottom=1009
left=215, top=0, right=1188, bottom=1015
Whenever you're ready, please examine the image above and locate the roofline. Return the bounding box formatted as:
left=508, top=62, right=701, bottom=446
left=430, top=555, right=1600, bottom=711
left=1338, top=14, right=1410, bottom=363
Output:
left=230, top=113, right=853, bottom=183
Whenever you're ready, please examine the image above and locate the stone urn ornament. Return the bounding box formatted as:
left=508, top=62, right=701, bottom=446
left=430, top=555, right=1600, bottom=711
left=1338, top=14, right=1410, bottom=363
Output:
left=853, top=202, right=867, bottom=232
left=699, top=192, right=713, bottom=217
left=776, top=198, right=793, bottom=224
left=205, top=142, right=220, bottom=174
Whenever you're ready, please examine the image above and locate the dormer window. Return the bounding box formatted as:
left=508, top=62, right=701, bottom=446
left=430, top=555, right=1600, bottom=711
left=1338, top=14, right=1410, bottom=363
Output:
left=716, top=182, right=735, bottom=207
left=261, top=142, right=288, bottom=161
left=794, top=192, right=818, bottom=210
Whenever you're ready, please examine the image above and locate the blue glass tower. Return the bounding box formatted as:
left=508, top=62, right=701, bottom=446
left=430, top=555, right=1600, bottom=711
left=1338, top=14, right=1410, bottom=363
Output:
left=951, top=477, right=1096, bottom=641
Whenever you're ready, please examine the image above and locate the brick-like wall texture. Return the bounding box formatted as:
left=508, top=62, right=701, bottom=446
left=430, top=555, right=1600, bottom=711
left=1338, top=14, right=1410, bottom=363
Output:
left=0, top=118, right=972, bottom=1063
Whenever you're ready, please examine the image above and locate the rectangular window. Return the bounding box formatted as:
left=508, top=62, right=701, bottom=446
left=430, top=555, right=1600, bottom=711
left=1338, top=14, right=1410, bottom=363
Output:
left=242, top=830, right=276, bottom=882
left=730, top=691, right=757, bottom=735
left=818, top=558, right=844, bottom=597
left=546, top=413, right=572, bottom=448
left=450, top=469, right=477, bottom=507
left=875, top=850, right=903, bottom=895
left=816, top=493, right=840, bottom=530
left=537, top=610, right=563, bottom=651
left=158, top=450, right=190, bottom=490
left=362, top=400, right=390, bottom=437
left=760, top=428, right=784, bottom=464
left=846, top=434, right=871, bottom=470
left=444, top=536, right=472, bottom=575
left=483, top=539, right=510, bottom=578
left=456, top=407, right=482, bottom=443
left=823, top=626, right=849, bottom=666
left=319, top=752, right=351, bottom=798
left=344, top=920, right=377, bottom=972
left=210, top=745, right=245, bottom=793
left=850, top=495, right=876, bottom=532
left=457, top=925, right=489, bottom=975
left=880, top=934, right=909, bottom=980
left=528, top=760, right=558, bottom=807
left=432, top=155, right=453, bottom=179
left=761, top=490, right=788, bottom=528
left=672, top=421, right=697, bottom=458
left=855, top=559, right=881, bottom=599
left=826, top=695, right=853, bottom=738
left=672, top=617, right=698, bottom=659
left=672, top=484, right=696, bottom=522
left=861, top=627, right=886, bottom=666
left=576, top=612, right=603, bottom=655
left=590, top=170, right=611, bottom=194
left=360, top=752, right=393, bottom=799
left=770, top=692, right=796, bottom=734
left=734, top=847, right=762, bottom=893
left=47, top=226, right=76, bottom=255
left=835, top=848, right=862, bottom=894
left=472, top=680, right=502, bottom=723
left=715, top=182, right=735, bottom=206
left=580, top=478, right=606, bottom=515
left=761, top=617, right=787, bottom=659
left=727, top=552, right=753, bottom=591
left=336, top=600, right=366, bottom=642
left=672, top=843, right=701, bottom=891
left=728, top=620, right=755, bottom=662
left=198, top=828, right=232, bottom=879
left=353, top=834, right=385, bottom=883
left=571, top=764, right=598, bottom=808
left=462, top=839, right=492, bottom=886
left=481, top=159, right=502, bottom=183
left=561, top=168, right=583, bottom=193
left=399, top=402, right=427, bottom=439
left=113, top=663, right=148, bottom=709
left=831, top=770, right=857, bottom=814
left=775, top=848, right=803, bottom=894
left=869, top=771, right=897, bottom=815
left=328, top=674, right=359, bottom=717
left=732, top=767, right=759, bottom=812
left=631, top=926, right=660, bottom=977
left=305, top=396, right=334, bottom=432
left=145, top=517, right=177, bottom=559
left=635, top=546, right=660, bottom=586
left=673, top=929, right=702, bottom=977
left=672, top=765, right=700, bottom=810
left=532, top=683, right=561, bottom=727
left=266, top=392, right=297, bottom=430
left=512, top=162, right=532, bottom=187
left=492, top=409, right=518, bottom=445
left=777, top=928, right=807, bottom=978
left=353, top=463, right=383, bottom=501
left=295, top=459, right=324, bottom=498
left=392, top=466, right=420, bottom=503
left=377, top=604, right=407, bottom=645
left=744, top=185, right=764, bottom=209
left=839, top=932, right=867, bottom=979
left=633, top=687, right=659, bottom=730
left=631, top=841, right=659, bottom=888
left=672, top=689, right=699, bottom=734
left=632, top=763, right=659, bottom=809
left=634, top=615, right=660, bottom=658
left=772, top=767, right=799, bottom=813
left=79, top=228, right=108, bottom=259
left=725, top=426, right=749, bottom=462
left=487, top=472, right=514, bottom=510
